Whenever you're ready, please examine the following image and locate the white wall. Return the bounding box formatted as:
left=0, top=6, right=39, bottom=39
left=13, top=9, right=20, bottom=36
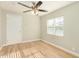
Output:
left=0, top=9, right=2, bottom=46
left=0, top=9, right=40, bottom=46
left=0, top=9, right=6, bottom=46
left=22, top=13, right=40, bottom=42
left=40, top=2, right=79, bottom=54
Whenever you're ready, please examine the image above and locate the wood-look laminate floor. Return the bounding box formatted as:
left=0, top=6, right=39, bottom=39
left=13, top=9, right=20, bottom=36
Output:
left=0, top=40, right=77, bottom=58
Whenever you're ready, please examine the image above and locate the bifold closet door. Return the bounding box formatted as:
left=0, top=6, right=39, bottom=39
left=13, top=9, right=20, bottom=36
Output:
left=6, top=13, right=22, bottom=45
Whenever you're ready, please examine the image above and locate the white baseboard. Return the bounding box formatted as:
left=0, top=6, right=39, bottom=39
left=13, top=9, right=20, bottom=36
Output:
left=42, top=40, right=79, bottom=57
left=1, top=39, right=41, bottom=47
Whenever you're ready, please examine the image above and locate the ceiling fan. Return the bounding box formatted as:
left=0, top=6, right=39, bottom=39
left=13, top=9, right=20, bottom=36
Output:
left=18, top=1, right=48, bottom=15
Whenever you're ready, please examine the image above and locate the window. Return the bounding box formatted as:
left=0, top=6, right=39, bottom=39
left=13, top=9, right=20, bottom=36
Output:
left=47, top=16, right=64, bottom=36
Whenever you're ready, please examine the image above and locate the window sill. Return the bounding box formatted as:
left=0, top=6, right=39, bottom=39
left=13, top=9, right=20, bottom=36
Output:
left=47, top=34, right=64, bottom=39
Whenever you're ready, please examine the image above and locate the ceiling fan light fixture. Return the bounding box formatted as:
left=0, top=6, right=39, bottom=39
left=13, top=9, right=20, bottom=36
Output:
left=31, top=10, right=39, bottom=15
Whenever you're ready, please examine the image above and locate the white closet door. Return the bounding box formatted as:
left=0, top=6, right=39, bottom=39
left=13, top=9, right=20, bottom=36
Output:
left=7, top=13, right=22, bottom=45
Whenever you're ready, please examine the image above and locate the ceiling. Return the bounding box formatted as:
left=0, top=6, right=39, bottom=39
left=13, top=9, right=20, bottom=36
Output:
left=0, top=1, right=74, bottom=16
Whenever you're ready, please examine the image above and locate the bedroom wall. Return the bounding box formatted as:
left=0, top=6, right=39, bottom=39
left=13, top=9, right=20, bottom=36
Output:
left=0, top=9, right=6, bottom=46
left=22, top=13, right=40, bottom=42
left=0, top=9, right=2, bottom=46
left=40, top=2, right=79, bottom=54
left=0, top=9, right=40, bottom=46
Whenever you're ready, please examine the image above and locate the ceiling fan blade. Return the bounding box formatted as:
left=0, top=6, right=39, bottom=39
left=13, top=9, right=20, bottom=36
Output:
left=35, top=1, right=42, bottom=8
left=23, top=10, right=32, bottom=13
left=38, top=9, right=48, bottom=12
left=18, top=2, right=32, bottom=8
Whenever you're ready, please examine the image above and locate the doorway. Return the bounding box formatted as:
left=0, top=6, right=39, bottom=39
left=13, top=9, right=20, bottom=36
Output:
left=6, top=13, right=22, bottom=45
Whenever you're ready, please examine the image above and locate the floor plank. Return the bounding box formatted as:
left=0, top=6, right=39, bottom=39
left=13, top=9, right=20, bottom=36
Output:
left=0, top=40, right=77, bottom=58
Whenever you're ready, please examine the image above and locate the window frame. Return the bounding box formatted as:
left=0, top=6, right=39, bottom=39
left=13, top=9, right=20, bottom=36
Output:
left=47, top=16, right=64, bottom=36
